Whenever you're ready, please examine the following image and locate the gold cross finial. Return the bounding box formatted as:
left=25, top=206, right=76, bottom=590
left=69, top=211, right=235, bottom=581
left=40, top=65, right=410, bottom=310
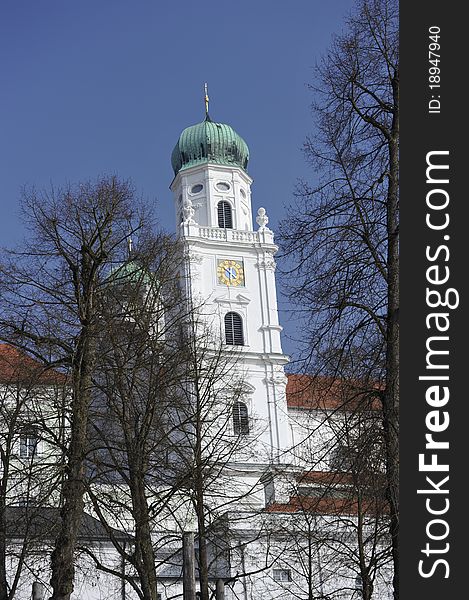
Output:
left=204, top=83, right=209, bottom=117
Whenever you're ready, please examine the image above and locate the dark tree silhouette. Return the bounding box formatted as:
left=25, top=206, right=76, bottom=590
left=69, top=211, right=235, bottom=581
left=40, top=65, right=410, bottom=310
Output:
left=280, top=1, right=399, bottom=596
left=0, top=176, right=152, bottom=600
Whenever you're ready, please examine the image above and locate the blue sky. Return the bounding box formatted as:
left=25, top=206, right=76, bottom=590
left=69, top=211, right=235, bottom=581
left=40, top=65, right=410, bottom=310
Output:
left=1, top=0, right=355, bottom=357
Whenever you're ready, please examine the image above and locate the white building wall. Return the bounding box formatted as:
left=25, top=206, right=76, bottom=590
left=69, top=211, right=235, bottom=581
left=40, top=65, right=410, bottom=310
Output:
left=172, top=164, right=253, bottom=231
left=6, top=542, right=138, bottom=600
left=288, top=408, right=340, bottom=470
left=171, top=161, right=292, bottom=471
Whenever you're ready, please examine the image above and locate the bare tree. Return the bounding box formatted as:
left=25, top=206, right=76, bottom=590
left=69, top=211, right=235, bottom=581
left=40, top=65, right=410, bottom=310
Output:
left=81, top=235, right=188, bottom=600
left=280, top=1, right=398, bottom=595
left=1, top=179, right=273, bottom=600
left=308, top=393, right=390, bottom=600
left=0, top=176, right=153, bottom=600
left=74, top=240, right=266, bottom=600
left=261, top=378, right=391, bottom=600
left=173, top=320, right=248, bottom=600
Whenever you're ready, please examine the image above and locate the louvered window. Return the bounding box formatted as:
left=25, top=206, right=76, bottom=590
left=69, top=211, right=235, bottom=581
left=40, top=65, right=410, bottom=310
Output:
left=224, top=312, right=244, bottom=346
left=233, top=401, right=249, bottom=435
left=217, top=201, right=233, bottom=229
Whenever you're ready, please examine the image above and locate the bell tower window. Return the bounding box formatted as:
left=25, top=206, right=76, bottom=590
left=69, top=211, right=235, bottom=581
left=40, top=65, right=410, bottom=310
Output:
left=233, top=401, right=249, bottom=435
left=217, top=201, right=233, bottom=229
left=224, top=312, right=244, bottom=346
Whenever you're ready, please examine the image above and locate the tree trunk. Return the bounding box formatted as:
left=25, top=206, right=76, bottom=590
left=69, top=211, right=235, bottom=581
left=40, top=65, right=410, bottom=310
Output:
left=383, top=77, right=400, bottom=600
left=131, top=468, right=158, bottom=600
left=191, top=357, right=210, bottom=600
left=216, top=579, right=224, bottom=600
left=0, top=505, right=7, bottom=600
left=49, top=331, right=96, bottom=600
left=195, top=482, right=210, bottom=600
left=183, top=532, right=196, bottom=600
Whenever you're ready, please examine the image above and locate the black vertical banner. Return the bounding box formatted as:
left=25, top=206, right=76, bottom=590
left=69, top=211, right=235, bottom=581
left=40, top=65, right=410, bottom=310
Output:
left=400, top=2, right=467, bottom=597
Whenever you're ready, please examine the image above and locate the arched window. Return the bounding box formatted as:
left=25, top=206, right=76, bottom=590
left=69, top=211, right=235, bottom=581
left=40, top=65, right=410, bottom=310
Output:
left=224, top=312, right=244, bottom=346
left=233, top=401, right=249, bottom=435
left=217, top=201, right=233, bottom=229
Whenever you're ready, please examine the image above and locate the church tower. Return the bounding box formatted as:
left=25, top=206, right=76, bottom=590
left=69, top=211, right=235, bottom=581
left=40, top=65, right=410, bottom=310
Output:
left=170, top=94, right=292, bottom=501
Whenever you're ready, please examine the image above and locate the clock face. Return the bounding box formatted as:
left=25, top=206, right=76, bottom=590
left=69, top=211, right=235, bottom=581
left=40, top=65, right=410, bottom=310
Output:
left=217, top=259, right=245, bottom=286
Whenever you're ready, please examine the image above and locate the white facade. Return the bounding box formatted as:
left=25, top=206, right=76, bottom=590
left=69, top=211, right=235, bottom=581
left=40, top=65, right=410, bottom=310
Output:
left=171, top=159, right=293, bottom=475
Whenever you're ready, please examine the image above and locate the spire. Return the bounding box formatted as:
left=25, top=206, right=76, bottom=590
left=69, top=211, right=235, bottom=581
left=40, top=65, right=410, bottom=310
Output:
left=204, top=82, right=211, bottom=121
left=127, top=230, right=133, bottom=256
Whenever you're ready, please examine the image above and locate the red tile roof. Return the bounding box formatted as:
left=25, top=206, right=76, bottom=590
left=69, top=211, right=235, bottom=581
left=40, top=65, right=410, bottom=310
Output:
left=0, top=344, right=66, bottom=385
left=265, top=494, right=387, bottom=516
left=286, top=374, right=382, bottom=411
left=0, top=345, right=381, bottom=405
left=266, top=469, right=389, bottom=516
left=296, top=470, right=355, bottom=486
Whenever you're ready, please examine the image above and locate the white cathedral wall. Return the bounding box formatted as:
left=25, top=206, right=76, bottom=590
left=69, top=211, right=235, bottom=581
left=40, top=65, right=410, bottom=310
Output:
left=288, top=407, right=340, bottom=470
left=172, top=164, right=253, bottom=232
left=6, top=541, right=135, bottom=600
left=168, top=511, right=394, bottom=600
left=243, top=512, right=392, bottom=600
left=180, top=240, right=291, bottom=464
left=0, top=383, right=68, bottom=506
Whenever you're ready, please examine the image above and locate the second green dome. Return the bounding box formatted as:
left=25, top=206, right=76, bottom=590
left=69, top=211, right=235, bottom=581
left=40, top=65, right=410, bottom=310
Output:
left=171, top=116, right=249, bottom=176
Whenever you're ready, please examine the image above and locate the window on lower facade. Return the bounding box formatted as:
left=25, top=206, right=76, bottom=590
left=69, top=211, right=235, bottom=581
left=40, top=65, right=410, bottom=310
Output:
left=17, top=494, right=38, bottom=507
left=273, top=568, right=292, bottom=582
left=224, top=312, right=244, bottom=346
left=233, top=401, right=249, bottom=435
left=20, top=432, right=39, bottom=458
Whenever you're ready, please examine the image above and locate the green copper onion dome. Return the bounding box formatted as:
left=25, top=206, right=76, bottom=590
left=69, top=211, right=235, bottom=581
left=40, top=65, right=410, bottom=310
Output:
left=171, top=115, right=249, bottom=176
left=106, top=260, right=155, bottom=289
